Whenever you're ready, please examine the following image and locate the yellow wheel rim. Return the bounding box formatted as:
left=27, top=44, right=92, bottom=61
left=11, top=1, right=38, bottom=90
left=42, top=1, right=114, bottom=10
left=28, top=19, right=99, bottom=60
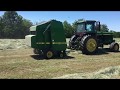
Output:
left=114, top=44, right=118, bottom=51
left=47, top=51, right=53, bottom=58
left=86, top=38, right=97, bottom=52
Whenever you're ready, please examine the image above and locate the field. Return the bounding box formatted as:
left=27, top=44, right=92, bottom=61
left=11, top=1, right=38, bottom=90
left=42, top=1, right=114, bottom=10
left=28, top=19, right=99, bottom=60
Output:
left=0, top=38, right=120, bottom=79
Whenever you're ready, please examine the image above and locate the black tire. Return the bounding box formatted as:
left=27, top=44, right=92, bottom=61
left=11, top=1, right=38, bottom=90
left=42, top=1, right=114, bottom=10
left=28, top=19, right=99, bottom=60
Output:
left=69, top=35, right=78, bottom=50
left=59, top=52, right=64, bottom=58
left=58, top=51, right=66, bottom=58
left=43, top=50, right=54, bottom=59
left=80, top=35, right=98, bottom=55
left=109, top=42, right=119, bottom=52
left=33, top=49, right=39, bottom=54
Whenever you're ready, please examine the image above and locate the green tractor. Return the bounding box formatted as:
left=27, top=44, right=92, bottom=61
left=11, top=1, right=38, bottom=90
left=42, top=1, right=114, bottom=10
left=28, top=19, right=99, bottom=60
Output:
left=69, top=20, right=119, bottom=54
left=25, top=20, right=67, bottom=59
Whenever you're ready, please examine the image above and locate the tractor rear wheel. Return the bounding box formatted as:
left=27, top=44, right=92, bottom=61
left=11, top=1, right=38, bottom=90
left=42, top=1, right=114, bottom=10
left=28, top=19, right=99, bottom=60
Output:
left=80, top=35, right=98, bottom=54
left=109, top=42, right=119, bottom=52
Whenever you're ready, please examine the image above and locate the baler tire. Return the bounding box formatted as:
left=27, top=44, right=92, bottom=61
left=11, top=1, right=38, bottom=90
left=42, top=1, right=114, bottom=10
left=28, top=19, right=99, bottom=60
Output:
left=43, top=50, right=54, bottom=59
left=33, top=49, right=39, bottom=54
left=59, top=53, right=64, bottom=58
left=58, top=51, right=66, bottom=58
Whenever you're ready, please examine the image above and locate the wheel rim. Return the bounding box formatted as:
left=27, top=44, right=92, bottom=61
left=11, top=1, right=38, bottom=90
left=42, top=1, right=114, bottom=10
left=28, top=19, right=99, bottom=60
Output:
left=86, top=38, right=97, bottom=52
left=114, top=44, right=119, bottom=51
left=47, top=51, right=53, bottom=58
left=60, top=53, right=63, bottom=57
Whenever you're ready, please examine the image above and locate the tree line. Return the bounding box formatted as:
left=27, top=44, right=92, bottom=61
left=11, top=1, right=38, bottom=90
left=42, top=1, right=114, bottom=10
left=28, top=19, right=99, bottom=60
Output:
left=0, top=11, right=120, bottom=39
left=0, top=11, right=33, bottom=39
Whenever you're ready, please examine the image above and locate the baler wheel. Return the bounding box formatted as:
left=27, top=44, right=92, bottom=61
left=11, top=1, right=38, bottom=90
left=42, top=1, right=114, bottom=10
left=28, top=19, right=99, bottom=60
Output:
left=58, top=51, right=66, bottom=58
left=44, top=50, right=54, bottom=59
left=33, top=49, right=39, bottom=54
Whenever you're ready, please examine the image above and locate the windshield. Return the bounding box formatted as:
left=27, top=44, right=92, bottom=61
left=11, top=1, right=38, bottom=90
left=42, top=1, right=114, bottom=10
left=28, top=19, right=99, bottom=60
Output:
left=86, top=23, right=93, bottom=31
left=76, top=22, right=94, bottom=33
left=76, top=23, right=85, bottom=32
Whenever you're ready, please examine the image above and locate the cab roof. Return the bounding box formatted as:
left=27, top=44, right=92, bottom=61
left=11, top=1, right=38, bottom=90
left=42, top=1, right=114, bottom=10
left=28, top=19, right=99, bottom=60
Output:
left=77, top=20, right=96, bottom=24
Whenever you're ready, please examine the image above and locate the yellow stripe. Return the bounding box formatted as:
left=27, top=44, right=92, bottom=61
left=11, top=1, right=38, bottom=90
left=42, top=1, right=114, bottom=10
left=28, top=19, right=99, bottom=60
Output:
left=36, top=42, right=66, bottom=44
left=46, top=42, right=50, bottom=44
left=52, top=42, right=67, bottom=44
left=36, top=42, right=50, bottom=44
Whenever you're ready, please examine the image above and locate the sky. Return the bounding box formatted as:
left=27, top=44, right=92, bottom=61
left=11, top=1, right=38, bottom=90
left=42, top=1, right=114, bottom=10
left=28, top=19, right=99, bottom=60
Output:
left=0, top=11, right=120, bottom=32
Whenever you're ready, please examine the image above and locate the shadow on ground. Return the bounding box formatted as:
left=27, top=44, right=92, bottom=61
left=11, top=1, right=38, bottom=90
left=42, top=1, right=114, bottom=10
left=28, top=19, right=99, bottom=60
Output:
left=30, top=48, right=120, bottom=60
left=94, top=48, right=109, bottom=55
left=91, top=48, right=120, bottom=55
left=30, top=55, right=75, bottom=60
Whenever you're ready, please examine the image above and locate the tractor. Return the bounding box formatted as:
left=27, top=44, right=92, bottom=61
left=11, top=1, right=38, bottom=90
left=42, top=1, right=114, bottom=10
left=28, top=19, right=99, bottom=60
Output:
left=25, top=20, right=67, bottom=59
left=69, top=20, right=119, bottom=54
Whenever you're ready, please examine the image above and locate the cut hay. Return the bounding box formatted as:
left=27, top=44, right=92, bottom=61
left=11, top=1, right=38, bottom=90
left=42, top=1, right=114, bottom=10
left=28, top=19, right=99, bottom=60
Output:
left=54, top=66, right=120, bottom=79
left=0, top=39, right=31, bottom=50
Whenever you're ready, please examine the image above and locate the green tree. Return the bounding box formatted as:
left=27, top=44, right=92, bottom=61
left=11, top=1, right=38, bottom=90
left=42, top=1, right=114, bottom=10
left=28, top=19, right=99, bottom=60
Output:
left=21, top=19, right=33, bottom=38
left=2, top=11, right=23, bottom=38
left=109, top=30, right=120, bottom=38
left=63, top=20, right=74, bottom=38
left=109, top=30, right=115, bottom=33
left=113, top=32, right=120, bottom=38
left=100, top=24, right=109, bottom=32
left=0, top=16, right=4, bottom=38
left=1, top=11, right=33, bottom=39
left=72, top=19, right=85, bottom=32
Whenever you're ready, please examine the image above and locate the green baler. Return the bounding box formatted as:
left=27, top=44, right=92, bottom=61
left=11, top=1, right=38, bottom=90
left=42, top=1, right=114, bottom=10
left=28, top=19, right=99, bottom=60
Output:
left=25, top=20, right=67, bottom=59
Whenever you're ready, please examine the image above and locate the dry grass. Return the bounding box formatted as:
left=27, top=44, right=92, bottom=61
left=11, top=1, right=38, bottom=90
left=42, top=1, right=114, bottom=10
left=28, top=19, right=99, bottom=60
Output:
left=0, top=38, right=120, bottom=79
left=54, top=66, right=120, bottom=79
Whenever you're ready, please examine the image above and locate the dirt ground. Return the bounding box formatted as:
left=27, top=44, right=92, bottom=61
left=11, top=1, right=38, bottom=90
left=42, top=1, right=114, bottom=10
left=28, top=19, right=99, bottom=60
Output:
left=0, top=39, right=120, bottom=79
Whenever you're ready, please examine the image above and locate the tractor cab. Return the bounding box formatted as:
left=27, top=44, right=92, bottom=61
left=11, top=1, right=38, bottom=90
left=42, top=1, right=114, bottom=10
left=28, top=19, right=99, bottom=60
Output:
left=75, top=20, right=100, bottom=37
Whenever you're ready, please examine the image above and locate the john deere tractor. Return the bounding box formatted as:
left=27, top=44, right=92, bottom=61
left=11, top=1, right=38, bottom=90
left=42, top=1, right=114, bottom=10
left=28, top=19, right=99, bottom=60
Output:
left=69, top=20, right=119, bottom=54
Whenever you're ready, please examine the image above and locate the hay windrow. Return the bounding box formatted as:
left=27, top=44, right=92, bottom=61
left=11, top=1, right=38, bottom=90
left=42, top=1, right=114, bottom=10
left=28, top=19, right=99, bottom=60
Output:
left=54, top=66, right=120, bottom=79
left=0, top=39, right=31, bottom=50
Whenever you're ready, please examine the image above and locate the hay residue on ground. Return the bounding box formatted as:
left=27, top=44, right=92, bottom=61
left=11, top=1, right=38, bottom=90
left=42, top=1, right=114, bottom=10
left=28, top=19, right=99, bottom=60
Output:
left=0, top=39, right=30, bottom=50
left=54, top=66, right=120, bottom=79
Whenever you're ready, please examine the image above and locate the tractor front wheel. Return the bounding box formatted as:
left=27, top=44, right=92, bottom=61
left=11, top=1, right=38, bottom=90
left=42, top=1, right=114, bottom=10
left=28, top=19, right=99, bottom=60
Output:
left=109, top=42, right=119, bottom=52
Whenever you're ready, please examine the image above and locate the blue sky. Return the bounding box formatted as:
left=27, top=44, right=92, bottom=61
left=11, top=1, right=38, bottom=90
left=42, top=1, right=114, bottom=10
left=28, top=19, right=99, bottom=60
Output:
left=0, top=11, right=120, bottom=32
